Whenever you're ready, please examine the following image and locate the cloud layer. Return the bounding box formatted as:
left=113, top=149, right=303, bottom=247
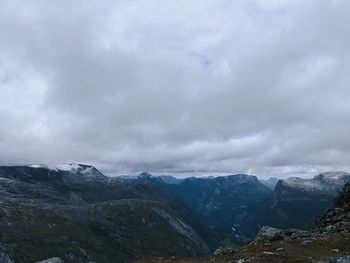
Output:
left=1, top=0, right=350, bottom=177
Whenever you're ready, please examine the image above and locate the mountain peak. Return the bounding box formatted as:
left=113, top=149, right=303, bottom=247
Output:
left=138, top=172, right=153, bottom=179
left=0, top=163, right=107, bottom=182
left=315, top=171, right=350, bottom=180
left=279, top=172, right=350, bottom=192
left=281, top=177, right=318, bottom=189
left=30, top=163, right=92, bottom=172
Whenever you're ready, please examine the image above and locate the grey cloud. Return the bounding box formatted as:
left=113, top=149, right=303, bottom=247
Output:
left=0, top=0, right=350, bottom=177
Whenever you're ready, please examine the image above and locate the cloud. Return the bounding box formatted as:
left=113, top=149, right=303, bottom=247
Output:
left=1, top=0, right=350, bottom=177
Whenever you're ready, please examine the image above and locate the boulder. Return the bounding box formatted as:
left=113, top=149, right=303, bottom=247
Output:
left=35, top=258, right=64, bottom=263
left=255, top=226, right=283, bottom=241
left=213, top=247, right=235, bottom=255
left=330, top=256, right=350, bottom=263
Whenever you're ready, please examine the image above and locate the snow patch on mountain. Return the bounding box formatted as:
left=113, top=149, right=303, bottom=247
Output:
left=31, top=164, right=90, bottom=172
left=316, top=171, right=350, bottom=180
left=29, top=164, right=107, bottom=180
left=30, top=164, right=81, bottom=171
left=283, top=177, right=320, bottom=189
left=54, top=164, right=83, bottom=171
left=281, top=171, right=350, bottom=192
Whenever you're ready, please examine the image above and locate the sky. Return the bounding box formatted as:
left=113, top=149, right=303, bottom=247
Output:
left=1, top=0, right=350, bottom=178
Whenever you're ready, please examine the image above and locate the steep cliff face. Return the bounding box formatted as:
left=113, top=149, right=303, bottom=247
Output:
left=259, top=177, right=279, bottom=190
left=316, top=183, right=350, bottom=233
left=155, top=174, right=272, bottom=238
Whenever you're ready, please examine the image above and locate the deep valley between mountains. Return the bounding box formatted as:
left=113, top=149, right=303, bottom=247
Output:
left=0, top=164, right=349, bottom=263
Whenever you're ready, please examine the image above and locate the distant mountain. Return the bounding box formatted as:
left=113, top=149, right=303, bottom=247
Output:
left=249, top=171, right=350, bottom=234
left=153, top=174, right=272, bottom=239
left=259, top=177, right=279, bottom=190
left=3, top=165, right=349, bottom=262
left=0, top=165, right=213, bottom=263
left=141, top=183, right=350, bottom=263
left=0, top=164, right=108, bottom=183
left=157, top=175, right=184, bottom=185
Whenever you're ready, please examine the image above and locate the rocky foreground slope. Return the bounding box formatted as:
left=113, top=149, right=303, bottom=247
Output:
left=135, top=183, right=350, bottom=263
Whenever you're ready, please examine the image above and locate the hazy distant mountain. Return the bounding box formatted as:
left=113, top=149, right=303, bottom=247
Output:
left=157, top=175, right=184, bottom=185
left=0, top=165, right=212, bottom=263
left=259, top=177, right=279, bottom=190
left=154, top=174, right=272, bottom=239
left=249, top=171, right=350, bottom=234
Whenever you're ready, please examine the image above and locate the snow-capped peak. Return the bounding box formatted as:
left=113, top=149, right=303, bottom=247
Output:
left=283, top=177, right=321, bottom=190
left=281, top=171, right=350, bottom=192
left=316, top=171, right=350, bottom=180
left=54, top=164, right=83, bottom=172
left=29, top=164, right=106, bottom=179
left=30, top=163, right=84, bottom=172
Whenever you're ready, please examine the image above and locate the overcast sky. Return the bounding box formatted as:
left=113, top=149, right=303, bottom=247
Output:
left=1, top=0, right=350, bottom=178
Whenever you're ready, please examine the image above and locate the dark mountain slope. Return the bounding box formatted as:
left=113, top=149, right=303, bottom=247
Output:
left=249, top=172, right=350, bottom=234
left=135, top=183, right=350, bottom=263
left=0, top=165, right=213, bottom=263
left=0, top=198, right=209, bottom=263
left=153, top=174, right=272, bottom=238
left=259, top=177, right=279, bottom=190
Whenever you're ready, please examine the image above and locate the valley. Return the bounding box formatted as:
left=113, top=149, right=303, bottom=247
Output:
left=0, top=165, right=349, bottom=262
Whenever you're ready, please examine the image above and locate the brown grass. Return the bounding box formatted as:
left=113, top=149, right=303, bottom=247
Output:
left=134, top=234, right=350, bottom=263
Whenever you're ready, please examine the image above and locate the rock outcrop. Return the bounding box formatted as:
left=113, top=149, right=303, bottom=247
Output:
left=255, top=226, right=283, bottom=241
left=35, top=258, right=64, bottom=263
left=316, top=183, right=350, bottom=234
left=255, top=183, right=350, bottom=241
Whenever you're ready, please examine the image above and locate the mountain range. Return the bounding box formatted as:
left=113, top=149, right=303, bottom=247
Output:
left=0, top=164, right=349, bottom=262
left=0, top=165, right=213, bottom=263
